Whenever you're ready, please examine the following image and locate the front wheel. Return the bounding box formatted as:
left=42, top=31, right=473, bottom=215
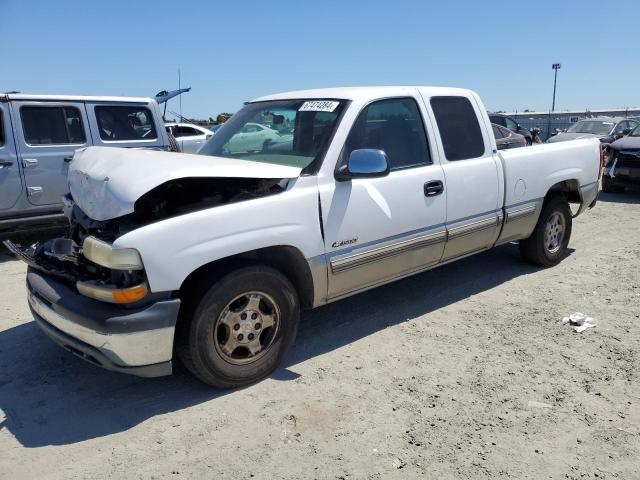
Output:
left=519, top=196, right=572, bottom=267
left=177, top=265, right=300, bottom=388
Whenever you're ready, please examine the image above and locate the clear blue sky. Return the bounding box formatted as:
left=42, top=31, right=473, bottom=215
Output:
left=2, top=0, right=638, bottom=118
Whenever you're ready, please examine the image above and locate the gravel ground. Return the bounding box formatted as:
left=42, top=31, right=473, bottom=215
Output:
left=0, top=191, right=639, bottom=480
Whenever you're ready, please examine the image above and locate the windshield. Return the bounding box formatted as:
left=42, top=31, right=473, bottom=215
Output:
left=198, top=99, right=346, bottom=169
left=566, top=120, right=614, bottom=135
left=629, top=125, right=640, bottom=137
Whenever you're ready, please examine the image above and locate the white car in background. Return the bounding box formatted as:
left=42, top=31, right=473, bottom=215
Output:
left=165, top=123, right=214, bottom=153
left=225, top=122, right=283, bottom=153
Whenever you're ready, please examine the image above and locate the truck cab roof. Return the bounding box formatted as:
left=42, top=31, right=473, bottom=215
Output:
left=1, top=93, right=156, bottom=104
left=252, top=86, right=475, bottom=103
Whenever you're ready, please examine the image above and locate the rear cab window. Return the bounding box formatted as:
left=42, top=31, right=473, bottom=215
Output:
left=20, top=106, right=86, bottom=145
left=430, top=96, right=485, bottom=161
left=95, top=105, right=157, bottom=141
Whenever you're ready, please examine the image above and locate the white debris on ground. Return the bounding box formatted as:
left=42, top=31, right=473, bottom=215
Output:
left=562, top=312, right=597, bottom=333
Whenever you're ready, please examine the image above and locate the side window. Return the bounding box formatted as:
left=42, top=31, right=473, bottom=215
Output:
left=430, top=96, right=485, bottom=161
left=492, top=125, right=504, bottom=139
left=95, top=106, right=157, bottom=141
left=505, top=117, right=518, bottom=130
left=174, top=126, right=200, bottom=137
left=343, top=98, right=431, bottom=170
left=21, top=106, right=86, bottom=145
left=489, top=116, right=505, bottom=127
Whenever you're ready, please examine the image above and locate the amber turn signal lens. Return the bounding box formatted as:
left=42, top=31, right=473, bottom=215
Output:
left=112, top=284, right=148, bottom=304
left=76, top=281, right=148, bottom=304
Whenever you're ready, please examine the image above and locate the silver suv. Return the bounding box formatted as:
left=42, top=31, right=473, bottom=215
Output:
left=0, top=93, right=170, bottom=235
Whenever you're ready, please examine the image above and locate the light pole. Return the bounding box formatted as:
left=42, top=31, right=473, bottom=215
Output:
left=551, top=63, right=561, bottom=112
left=547, top=63, right=561, bottom=139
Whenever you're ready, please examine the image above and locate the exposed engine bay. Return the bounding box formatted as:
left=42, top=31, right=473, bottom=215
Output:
left=4, top=176, right=288, bottom=292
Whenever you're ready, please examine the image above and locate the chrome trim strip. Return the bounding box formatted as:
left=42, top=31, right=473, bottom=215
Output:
left=447, top=216, right=498, bottom=239
left=330, top=229, right=446, bottom=274
left=506, top=204, right=537, bottom=222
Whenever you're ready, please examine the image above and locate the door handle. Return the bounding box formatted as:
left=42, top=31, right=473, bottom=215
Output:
left=63, top=156, right=74, bottom=163
left=424, top=180, right=444, bottom=197
left=0, top=160, right=12, bottom=168
left=22, top=158, right=38, bottom=168
left=27, top=186, right=43, bottom=197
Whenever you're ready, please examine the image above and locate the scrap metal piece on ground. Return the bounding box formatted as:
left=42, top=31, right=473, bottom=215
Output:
left=562, top=312, right=597, bottom=333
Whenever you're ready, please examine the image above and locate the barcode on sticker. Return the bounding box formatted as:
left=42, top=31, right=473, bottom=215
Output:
left=299, top=101, right=339, bottom=112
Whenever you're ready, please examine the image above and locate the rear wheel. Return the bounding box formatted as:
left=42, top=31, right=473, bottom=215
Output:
left=519, top=196, right=572, bottom=267
left=177, top=265, right=299, bottom=388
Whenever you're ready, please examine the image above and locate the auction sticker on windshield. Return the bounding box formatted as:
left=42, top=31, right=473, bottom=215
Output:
left=299, top=100, right=340, bottom=112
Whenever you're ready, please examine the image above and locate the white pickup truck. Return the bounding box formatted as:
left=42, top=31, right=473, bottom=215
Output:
left=5, top=86, right=600, bottom=388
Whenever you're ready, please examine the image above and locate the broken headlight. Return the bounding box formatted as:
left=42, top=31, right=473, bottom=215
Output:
left=82, top=236, right=144, bottom=271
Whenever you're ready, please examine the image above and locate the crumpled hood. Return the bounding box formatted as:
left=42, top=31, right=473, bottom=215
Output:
left=609, top=135, right=640, bottom=151
left=546, top=132, right=600, bottom=143
left=68, top=146, right=302, bottom=221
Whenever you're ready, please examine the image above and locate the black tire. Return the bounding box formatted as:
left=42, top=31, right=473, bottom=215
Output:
left=519, top=196, right=572, bottom=267
left=602, top=175, right=622, bottom=193
left=177, top=265, right=299, bottom=388
left=167, top=132, right=181, bottom=152
left=525, top=137, right=532, bottom=146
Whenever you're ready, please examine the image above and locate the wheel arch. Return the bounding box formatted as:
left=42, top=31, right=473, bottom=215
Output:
left=178, top=245, right=318, bottom=311
left=546, top=179, right=581, bottom=204
left=545, top=178, right=598, bottom=217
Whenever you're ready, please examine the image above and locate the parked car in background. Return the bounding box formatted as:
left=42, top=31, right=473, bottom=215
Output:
left=165, top=123, right=214, bottom=153
left=489, top=113, right=533, bottom=145
left=224, top=122, right=283, bottom=153
left=5, top=86, right=600, bottom=387
left=547, top=117, right=639, bottom=145
left=492, top=124, right=527, bottom=150
left=602, top=123, right=640, bottom=193
left=0, top=93, right=171, bottom=235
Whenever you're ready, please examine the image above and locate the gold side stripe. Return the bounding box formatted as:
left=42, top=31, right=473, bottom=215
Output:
left=506, top=204, right=537, bottom=222
left=447, top=216, right=498, bottom=239
left=330, top=230, right=446, bottom=274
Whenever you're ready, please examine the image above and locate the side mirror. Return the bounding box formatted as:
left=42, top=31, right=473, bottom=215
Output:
left=516, top=123, right=522, bottom=130
left=336, top=149, right=390, bottom=181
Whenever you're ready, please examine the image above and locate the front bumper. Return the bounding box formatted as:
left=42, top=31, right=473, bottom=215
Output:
left=26, top=268, right=180, bottom=377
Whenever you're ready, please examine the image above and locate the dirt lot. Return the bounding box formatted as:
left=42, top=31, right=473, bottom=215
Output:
left=0, top=191, right=639, bottom=480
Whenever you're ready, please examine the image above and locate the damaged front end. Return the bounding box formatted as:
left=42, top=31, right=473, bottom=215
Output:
left=5, top=174, right=289, bottom=304
left=5, top=145, right=302, bottom=377
left=4, top=204, right=148, bottom=305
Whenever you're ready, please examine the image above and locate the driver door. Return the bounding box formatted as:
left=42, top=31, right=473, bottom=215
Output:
left=320, top=97, right=447, bottom=299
